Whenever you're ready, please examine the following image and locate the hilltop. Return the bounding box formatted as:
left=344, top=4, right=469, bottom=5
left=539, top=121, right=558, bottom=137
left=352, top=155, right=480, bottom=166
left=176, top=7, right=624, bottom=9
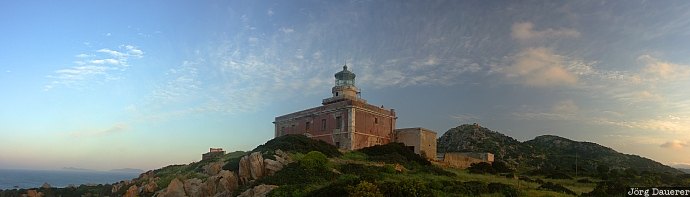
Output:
left=438, top=124, right=683, bottom=175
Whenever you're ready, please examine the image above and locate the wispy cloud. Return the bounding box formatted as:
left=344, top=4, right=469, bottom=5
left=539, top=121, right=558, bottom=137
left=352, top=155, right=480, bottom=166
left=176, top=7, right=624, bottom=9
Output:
left=45, top=45, right=144, bottom=90
left=593, top=115, right=690, bottom=135
left=451, top=114, right=480, bottom=123
left=499, top=47, right=579, bottom=87
left=513, top=100, right=579, bottom=121
left=660, top=140, right=688, bottom=149
left=69, top=123, right=129, bottom=138
left=511, top=22, right=580, bottom=42
left=357, top=56, right=482, bottom=88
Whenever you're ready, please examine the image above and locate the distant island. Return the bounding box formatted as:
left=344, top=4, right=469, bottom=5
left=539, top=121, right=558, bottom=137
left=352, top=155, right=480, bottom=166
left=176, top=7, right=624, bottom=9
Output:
left=108, top=168, right=145, bottom=173
left=61, top=167, right=94, bottom=171
left=61, top=167, right=143, bottom=173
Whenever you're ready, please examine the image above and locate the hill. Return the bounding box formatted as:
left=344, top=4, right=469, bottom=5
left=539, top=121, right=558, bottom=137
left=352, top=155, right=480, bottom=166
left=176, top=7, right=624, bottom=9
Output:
left=438, top=124, right=683, bottom=175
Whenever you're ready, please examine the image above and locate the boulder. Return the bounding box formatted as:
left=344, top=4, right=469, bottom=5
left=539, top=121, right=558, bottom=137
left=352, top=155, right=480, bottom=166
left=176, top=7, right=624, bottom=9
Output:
left=141, top=180, right=158, bottom=194
left=203, top=161, right=224, bottom=176
left=139, top=170, right=155, bottom=180
left=124, top=185, right=138, bottom=197
left=159, top=178, right=188, bottom=197
left=25, top=190, right=42, bottom=197
left=238, top=156, right=251, bottom=184
left=238, top=184, right=279, bottom=197
left=218, top=170, right=239, bottom=192
left=184, top=178, right=203, bottom=197
left=112, top=180, right=134, bottom=194
left=275, top=149, right=291, bottom=163
left=263, top=159, right=283, bottom=176
left=248, top=152, right=265, bottom=180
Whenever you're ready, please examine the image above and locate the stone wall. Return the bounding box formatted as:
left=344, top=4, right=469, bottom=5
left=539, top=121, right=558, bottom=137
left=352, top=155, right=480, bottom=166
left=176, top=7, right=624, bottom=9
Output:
left=438, top=152, right=494, bottom=169
left=394, top=128, right=437, bottom=160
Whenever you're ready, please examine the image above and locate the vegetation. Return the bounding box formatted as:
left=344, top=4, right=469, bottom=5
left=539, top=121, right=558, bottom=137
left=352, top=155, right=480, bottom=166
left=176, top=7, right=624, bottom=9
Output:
left=253, top=134, right=342, bottom=157
left=438, top=124, right=683, bottom=177
left=5, top=124, right=689, bottom=197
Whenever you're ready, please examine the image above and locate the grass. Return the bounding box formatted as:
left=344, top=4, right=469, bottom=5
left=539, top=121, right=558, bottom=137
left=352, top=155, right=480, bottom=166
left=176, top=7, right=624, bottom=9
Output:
left=443, top=168, right=595, bottom=196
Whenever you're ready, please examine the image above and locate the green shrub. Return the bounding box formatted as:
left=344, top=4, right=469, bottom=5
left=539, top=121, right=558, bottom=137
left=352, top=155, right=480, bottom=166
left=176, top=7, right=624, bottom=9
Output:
left=307, top=174, right=361, bottom=197
left=300, top=151, right=329, bottom=173
left=347, top=181, right=384, bottom=197
left=338, top=163, right=387, bottom=181
left=546, top=172, right=573, bottom=179
left=468, top=162, right=495, bottom=174
left=341, top=151, right=368, bottom=161
left=222, top=156, right=242, bottom=171
left=538, top=182, right=576, bottom=195
left=259, top=158, right=337, bottom=186
left=252, top=134, right=342, bottom=157
left=488, top=182, right=520, bottom=197
left=358, top=143, right=430, bottom=168
left=379, top=179, right=433, bottom=197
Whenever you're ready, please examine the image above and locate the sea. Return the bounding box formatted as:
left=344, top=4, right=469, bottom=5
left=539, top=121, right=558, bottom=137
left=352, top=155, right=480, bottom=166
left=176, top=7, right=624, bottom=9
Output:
left=0, top=169, right=139, bottom=190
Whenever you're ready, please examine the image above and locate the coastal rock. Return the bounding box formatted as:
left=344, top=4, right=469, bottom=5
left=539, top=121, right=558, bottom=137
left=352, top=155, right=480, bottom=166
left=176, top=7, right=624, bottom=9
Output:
left=263, top=159, right=283, bottom=176
left=139, top=170, right=155, bottom=180
left=238, top=184, right=278, bottom=197
left=275, top=149, right=292, bottom=164
left=238, top=156, right=251, bottom=184
left=248, top=152, right=265, bottom=180
left=25, top=190, right=43, bottom=197
left=141, top=180, right=158, bottom=194
left=201, top=170, right=238, bottom=196
left=40, top=183, right=51, bottom=189
left=112, top=180, right=133, bottom=193
left=218, top=170, right=238, bottom=192
left=184, top=178, right=203, bottom=197
left=204, top=161, right=224, bottom=176
left=159, top=178, right=188, bottom=197
left=124, top=185, right=138, bottom=197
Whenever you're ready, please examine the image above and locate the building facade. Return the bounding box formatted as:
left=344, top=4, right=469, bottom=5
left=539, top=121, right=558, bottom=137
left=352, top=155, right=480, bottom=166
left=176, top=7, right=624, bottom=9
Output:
left=273, top=65, right=397, bottom=150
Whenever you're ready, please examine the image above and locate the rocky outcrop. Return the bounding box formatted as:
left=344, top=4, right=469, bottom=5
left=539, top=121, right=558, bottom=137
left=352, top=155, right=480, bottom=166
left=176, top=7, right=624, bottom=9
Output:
left=141, top=180, right=158, bottom=194
left=238, top=156, right=251, bottom=184
left=158, top=178, right=187, bottom=197
left=124, top=185, right=138, bottom=197
left=263, top=159, right=283, bottom=176
left=248, top=152, right=265, bottom=180
left=24, top=190, right=43, bottom=197
left=201, top=170, right=238, bottom=196
left=203, top=161, right=224, bottom=176
left=238, top=184, right=278, bottom=197
left=238, top=149, right=293, bottom=184
left=111, top=180, right=133, bottom=194
left=184, top=178, right=203, bottom=197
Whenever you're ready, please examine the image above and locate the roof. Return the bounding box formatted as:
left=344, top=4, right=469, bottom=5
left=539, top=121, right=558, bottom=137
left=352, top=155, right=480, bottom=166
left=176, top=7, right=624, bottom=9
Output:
left=334, top=65, right=356, bottom=80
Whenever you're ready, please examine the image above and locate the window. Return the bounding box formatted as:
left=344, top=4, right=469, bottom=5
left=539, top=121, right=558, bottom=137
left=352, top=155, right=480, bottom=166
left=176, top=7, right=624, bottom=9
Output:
left=335, top=92, right=339, bottom=96
left=321, top=119, right=326, bottom=130
left=291, top=124, right=295, bottom=132
left=306, top=122, right=310, bottom=131
left=335, top=142, right=341, bottom=148
left=336, top=116, right=342, bottom=129
left=374, top=117, right=378, bottom=124
left=281, top=127, right=285, bottom=136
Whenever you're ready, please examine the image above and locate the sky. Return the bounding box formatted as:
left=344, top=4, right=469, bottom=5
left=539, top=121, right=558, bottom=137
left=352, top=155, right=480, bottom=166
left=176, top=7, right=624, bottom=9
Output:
left=1, top=0, right=689, bottom=171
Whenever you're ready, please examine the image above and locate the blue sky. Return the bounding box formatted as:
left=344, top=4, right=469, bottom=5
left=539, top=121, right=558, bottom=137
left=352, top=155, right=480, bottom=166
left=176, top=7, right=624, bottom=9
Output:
left=1, top=0, right=689, bottom=170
